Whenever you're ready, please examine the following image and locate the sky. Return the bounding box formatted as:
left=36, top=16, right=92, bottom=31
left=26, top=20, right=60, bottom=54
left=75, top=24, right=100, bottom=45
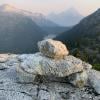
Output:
left=0, top=0, right=100, bottom=16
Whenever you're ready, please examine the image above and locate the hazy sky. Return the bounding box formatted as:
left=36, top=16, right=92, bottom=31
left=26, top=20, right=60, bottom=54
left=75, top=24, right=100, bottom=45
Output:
left=0, top=0, right=100, bottom=15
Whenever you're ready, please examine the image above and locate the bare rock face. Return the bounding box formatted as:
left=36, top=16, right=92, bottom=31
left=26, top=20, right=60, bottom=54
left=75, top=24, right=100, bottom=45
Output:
left=38, top=39, right=69, bottom=59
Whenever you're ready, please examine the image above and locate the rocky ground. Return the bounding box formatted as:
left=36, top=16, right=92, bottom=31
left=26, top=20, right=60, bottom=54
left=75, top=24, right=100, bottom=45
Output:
left=0, top=54, right=99, bottom=100
left=0, top=39, right=100, bottom=100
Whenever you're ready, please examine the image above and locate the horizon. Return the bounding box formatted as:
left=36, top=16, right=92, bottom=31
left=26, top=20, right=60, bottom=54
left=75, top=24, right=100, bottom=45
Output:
left=0, top=0, right=99, bottom=16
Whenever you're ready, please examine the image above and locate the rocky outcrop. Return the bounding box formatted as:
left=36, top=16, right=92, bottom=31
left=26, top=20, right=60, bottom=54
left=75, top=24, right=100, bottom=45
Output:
left=0, top=39, right=100, bottom=100
left=17, top=39, right=91, bottom=88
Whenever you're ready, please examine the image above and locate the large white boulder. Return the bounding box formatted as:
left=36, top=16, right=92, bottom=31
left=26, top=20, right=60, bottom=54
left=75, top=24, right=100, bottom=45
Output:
left=39, top=55, right=84, bottom=77
left=17, top=53, right=84, bottom=81
left=38, top=39, right=69, bottom=59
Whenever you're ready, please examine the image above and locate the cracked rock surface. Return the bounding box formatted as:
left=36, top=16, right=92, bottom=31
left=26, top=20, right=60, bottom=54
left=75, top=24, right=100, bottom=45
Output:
left=0, top=54, right=100, bottom=100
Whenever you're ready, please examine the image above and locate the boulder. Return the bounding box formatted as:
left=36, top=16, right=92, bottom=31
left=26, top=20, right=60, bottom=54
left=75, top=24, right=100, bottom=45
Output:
left=68, top=71, right=88, bottom=88
left=39, top=55, right=84, bottom=77
left=18, top=53, right=84, bottom=79
left=38, top=39, right=69, bottom=59
left=0, top=54, right=9, bottom=63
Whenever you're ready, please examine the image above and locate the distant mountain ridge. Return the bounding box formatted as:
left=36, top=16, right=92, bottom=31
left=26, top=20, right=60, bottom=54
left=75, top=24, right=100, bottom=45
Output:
left=47, top=8, right=84, bottom=26
left=56, top=8, right=100, bottom=43
left=1, top=4, right=70, bottom=36
left=0, top=4, right=46, bottom=53
left=0, top=4, right=59, bottom=27
left=55, top=8, right=100, bottom=64
left=30, top=13, right=59, bottom=27
left=0, top=4, right=70, bottom=53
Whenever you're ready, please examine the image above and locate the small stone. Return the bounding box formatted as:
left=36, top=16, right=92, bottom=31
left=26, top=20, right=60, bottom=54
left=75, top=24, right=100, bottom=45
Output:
left=0, top=63, right=8, bottom=70
left=0, top=54, right=9, bottom=63
left=68, top=71, right=88, bottom=88
left=38, top=39, right=69, bottom=59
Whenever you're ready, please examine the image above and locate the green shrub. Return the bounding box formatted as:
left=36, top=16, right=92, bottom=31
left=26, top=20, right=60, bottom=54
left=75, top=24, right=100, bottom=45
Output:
left=93, top=64, right=100, bottom=71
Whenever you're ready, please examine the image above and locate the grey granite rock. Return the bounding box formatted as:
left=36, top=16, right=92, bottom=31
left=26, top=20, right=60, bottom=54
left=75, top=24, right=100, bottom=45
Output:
left=16, top=66, right=36, bottom=83
left=68, top=71, right=88, bottom=88
left=88, top=69, right=100, bottom=94
left=39, top=55, right=84, bottom=77
left=0, top=54, right=99, bottom=100
left=18, top=53, right=84, bottom=78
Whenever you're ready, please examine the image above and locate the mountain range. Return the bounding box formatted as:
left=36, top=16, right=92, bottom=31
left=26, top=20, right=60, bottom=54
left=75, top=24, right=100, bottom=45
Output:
left=0, top=4, right=74, bottom=54
left=0, top=4, right=47, bottom=53
left=55, top=8, right=100, bottom=65
left=47, top=8, right=84, bottom=26
left=30, top=13, right=70, bottom=35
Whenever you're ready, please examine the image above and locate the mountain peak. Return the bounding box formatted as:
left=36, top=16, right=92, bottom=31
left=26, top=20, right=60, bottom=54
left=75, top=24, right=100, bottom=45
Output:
left=65, top=7, right=82, bottom=16
left=67, top=7, right=77, bottom=11
left=0, top=4, right=16, bottom=12
left=47, top=7, right=83, bottom=26
left=1, top=4, right=13, bottom=7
